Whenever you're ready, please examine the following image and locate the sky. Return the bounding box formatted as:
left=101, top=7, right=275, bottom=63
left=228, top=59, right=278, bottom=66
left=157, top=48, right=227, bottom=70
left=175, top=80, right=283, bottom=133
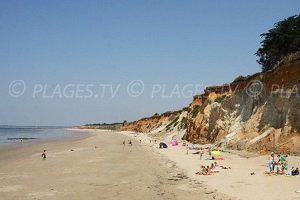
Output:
left=0, top=0, right=299, bottom=126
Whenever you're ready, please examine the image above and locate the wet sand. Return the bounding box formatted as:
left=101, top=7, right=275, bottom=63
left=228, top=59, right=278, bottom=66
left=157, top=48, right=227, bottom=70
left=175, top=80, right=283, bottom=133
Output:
left=0, top=130, right=230, bottom=200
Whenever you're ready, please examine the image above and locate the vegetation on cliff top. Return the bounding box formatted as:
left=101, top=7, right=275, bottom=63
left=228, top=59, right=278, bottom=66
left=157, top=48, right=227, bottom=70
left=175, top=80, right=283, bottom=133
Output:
left=256, top=14, right=300, bottom=72
left=81, top=123, right=123, bottom=130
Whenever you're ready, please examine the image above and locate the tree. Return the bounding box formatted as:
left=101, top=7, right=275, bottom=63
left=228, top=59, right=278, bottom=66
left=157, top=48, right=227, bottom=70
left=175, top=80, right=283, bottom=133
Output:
left=256, top=14, right=300, bottom=72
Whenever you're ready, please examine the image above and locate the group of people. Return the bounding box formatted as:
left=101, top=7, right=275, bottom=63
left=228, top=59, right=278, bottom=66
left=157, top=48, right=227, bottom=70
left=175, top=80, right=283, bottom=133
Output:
left=123, top=140, right=132, bottom=146
left=122, top=140, right=133, bottom=152
left=267, top=152, right=299, bottom=176
left=287, top=166, right=299, bottom=176
left=195, top=165, right=213, bottom=175
left=195, top=162, right=230, bottom=175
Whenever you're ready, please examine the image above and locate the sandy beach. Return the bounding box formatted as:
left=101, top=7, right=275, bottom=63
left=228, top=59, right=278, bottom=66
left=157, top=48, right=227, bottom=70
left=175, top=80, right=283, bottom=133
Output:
left=0, top=130, right=230, bottom=200
left=2, top=2, right=300, bottom=200
left=121, top=131, right=300, bottom=200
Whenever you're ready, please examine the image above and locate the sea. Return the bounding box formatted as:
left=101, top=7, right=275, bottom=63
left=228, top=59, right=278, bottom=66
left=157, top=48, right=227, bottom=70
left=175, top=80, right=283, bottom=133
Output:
left=0, top=126, right=81, bottom=149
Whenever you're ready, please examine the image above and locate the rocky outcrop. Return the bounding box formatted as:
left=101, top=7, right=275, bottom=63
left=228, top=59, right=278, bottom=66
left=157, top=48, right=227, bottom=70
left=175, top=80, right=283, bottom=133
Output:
left=122, top=61, right=300, bottom=155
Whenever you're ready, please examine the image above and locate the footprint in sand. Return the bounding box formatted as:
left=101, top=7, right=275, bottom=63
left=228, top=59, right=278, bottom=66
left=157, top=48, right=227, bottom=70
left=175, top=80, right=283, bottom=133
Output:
left=26, top=190, right=57, bottom=198
left=52, top=148, right=89, bottom=156
left=178, top=184, right=198, bottom=191
left=120, top=180, right=129, bottom=184
left=70, top=147, right=88, bottom=151
left=0, top=185, right=24, bottom=192
left=63, top=169, right=73, bottom=174
left=6, top=174, right=29, bottom=179
left=30, top=153, right=42, bottom=157
left=86, top=157, right=104, bottom=163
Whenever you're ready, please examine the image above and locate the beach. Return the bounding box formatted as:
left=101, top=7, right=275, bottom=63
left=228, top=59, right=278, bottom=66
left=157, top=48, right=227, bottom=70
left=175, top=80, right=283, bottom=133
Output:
left=2, top=2, right=300, bottom=200
left=122, top=131, right=300, bottom=200
left=0, top=130, right=230, bottom=200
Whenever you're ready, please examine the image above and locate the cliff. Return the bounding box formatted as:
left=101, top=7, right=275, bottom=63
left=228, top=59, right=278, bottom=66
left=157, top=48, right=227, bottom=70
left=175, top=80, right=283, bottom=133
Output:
left=122, top=110, right=187, bottom=140
left=122, top=59, right=300, bottom=155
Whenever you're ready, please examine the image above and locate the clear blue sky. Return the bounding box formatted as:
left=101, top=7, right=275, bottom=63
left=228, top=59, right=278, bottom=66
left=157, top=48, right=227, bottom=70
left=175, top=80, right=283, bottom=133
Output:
left=0, top=0, right=299, bottom=126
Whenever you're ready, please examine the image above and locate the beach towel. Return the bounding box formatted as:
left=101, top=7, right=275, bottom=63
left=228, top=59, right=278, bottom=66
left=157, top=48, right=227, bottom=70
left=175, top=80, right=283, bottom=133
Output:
left=205, top=157, right=225, bottom=160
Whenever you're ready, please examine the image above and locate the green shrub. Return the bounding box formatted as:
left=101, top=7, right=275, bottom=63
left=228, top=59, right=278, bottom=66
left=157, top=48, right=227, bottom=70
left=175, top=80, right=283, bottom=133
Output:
left=173, top=121, right=179, bottom=127
left=191, top=105, right=201, bottom=118
left=204, top=98, right=211, bottom=104
left=166, top=116, right=179, bottom=129
left=193, top=94, right=202, bottom=100
left=180, top=117, right=188, bottom=129
left=215, top=95, right=226, bottom=103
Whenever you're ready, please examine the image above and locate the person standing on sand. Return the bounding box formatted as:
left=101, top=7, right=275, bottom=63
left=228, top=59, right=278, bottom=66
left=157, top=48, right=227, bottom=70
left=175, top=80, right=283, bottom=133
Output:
left=41, top=150, right=46, bottom=160
left=128, top=140, right=132, bottom=152
left=200, top=148, right=203, bottom=160
left=186, top=145, right=189, bottom=155
left=208, top=147, right=212, bottom=157
left=268, top=152, right=275, bottom=173
left=122, top=140, right=125, bottom=151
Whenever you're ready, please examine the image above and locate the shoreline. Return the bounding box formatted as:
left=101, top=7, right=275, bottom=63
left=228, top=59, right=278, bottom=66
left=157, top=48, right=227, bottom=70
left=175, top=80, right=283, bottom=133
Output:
left=119, top=130, right=300, bottom=200
left=0, top=129, right=93, bottom=163
left=0, top=128, right=90, bottom=151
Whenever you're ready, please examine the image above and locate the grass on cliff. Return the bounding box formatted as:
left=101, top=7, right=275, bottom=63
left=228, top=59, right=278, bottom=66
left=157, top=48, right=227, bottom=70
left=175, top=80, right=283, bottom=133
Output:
left=193, top=94, right=202, bottom=100
left=191, top=105, right=202, bottom=118
left=276, top=51, right=300, bottom=69
left=166, top=116, right=180, bottom=130
left=180, top=117, right=188, bottom=129
left=215, top=95, right=226, bottom=103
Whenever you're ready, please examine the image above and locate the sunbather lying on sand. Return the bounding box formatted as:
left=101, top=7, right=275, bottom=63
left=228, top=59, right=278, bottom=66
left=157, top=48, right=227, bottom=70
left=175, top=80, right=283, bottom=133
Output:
left=212, top=162, right=230, bottom=170
left=195, top=162, right=231, bottom=175
left=220, top=166, right=231, bottom=169
left=195, top=165, right=212, bottom=175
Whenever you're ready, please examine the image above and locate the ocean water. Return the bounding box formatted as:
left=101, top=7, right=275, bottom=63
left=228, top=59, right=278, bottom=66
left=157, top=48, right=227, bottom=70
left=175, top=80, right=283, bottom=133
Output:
left=0, top=126, right=80, bottom=149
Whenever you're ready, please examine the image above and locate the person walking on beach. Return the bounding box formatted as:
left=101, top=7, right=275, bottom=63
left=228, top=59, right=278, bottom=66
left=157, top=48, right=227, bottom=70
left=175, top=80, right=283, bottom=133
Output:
left=128, top=140, right=132, bottom=152
left=200, top=148, right=203, bottom=160
left=41, top=150, right=46, bottom=160
left=186, top=145, right=189, bottom=155
left=122, top=140, right=125, bottom=151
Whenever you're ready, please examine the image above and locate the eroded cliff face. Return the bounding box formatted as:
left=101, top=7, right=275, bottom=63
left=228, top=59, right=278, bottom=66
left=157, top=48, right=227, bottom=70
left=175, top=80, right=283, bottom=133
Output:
left=122, top=111, right=182, bottom=133
left=122, top=62, right=300, bottom=155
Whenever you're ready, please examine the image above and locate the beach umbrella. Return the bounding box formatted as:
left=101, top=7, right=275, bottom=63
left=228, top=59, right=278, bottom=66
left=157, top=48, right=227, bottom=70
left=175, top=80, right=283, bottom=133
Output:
left=210, top=150, right=221, bottom=156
